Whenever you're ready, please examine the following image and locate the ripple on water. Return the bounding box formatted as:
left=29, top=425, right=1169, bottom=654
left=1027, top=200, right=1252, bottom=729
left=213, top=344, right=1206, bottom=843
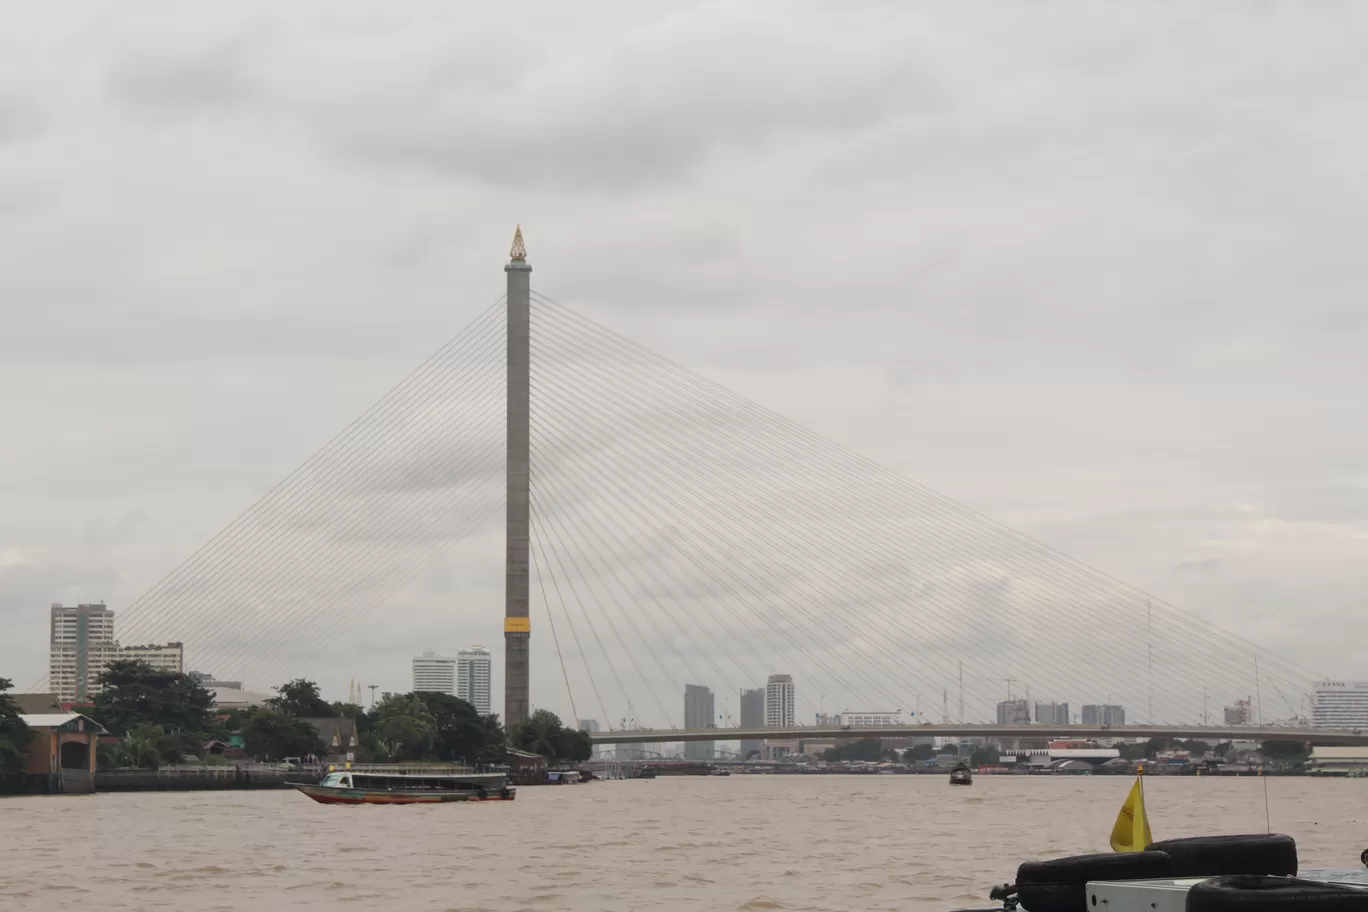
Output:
left=2, top=777, right=1363, bottom=911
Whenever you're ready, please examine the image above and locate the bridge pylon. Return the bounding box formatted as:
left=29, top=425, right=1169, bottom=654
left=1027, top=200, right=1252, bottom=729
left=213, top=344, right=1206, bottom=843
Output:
left=504, top=227, right=532, bottom=727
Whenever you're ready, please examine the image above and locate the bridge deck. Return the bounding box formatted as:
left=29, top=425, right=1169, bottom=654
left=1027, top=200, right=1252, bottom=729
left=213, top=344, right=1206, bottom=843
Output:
left=587, top=724, right=1367, bottom=745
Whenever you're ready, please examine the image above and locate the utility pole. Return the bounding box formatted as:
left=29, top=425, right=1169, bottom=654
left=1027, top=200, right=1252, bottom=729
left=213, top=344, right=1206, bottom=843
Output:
left=941, top=689, right=949, bottom=724
left=367, top=684, right=378, bottom=708
left=504, top=226, right=532, bottom=728
left=1004, top=677, right=1016, bottom=700
left=1203, top=687, right=1209, bottom=727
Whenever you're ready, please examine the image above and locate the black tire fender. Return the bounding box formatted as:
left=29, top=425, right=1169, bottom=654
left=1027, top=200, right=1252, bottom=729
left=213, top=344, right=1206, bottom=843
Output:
left=1018, top=881, right=1084, bottom=912
left=1146, top=835, right=1297, bottom=878
left=1016, top=852, right=1176, bottom=912
left=1186, top=875, right=1368, bottom=912
left=1018, top=851, right=1177, bottom=885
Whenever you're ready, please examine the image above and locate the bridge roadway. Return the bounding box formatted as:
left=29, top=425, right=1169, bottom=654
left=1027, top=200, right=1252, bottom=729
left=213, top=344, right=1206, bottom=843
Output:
left=587, top=723, right=1368, bottom=746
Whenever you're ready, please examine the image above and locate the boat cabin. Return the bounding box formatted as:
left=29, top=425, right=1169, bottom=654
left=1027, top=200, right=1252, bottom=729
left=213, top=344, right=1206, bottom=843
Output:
left=319, top=771, right=506, bottom=793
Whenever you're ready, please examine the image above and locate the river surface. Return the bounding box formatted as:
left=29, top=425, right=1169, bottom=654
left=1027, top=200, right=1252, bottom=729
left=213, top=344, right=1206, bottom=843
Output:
left=2, top=776, right=1364, bottom=911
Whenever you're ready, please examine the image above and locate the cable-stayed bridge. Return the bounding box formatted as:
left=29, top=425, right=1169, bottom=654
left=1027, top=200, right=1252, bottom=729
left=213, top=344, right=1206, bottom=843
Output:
left=103, top=228, right=1340, bottom=741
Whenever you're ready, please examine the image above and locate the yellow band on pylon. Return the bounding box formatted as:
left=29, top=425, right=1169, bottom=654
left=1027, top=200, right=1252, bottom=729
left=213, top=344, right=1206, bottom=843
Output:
left=504, top=617, right=531, bottom=633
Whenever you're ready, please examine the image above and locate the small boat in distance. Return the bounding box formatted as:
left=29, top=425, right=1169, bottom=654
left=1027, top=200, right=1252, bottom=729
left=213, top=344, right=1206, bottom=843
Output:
left=291, top=768, right=515, bottom=805
left=950, top=763, right=973, bottom=786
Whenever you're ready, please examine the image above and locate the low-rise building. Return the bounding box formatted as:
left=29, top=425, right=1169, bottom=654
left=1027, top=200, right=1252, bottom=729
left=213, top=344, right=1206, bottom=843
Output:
left=17, top=712, right=107, bottom=793
left=301, top=717, right=359, bottom=763
left=839, top=710, right=903, bottom=727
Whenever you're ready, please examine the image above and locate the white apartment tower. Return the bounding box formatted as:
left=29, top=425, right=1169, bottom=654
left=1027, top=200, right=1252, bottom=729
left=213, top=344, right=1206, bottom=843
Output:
left=457, top=645, right=492, bottom=714
left=1313, top=681, right=1368, bottom=729
left=119, top=642, right=185, bottom=675
left=412, top=651, right=456, bottom=695
left=49, top=602, right=117, bottom=703
left=765, top=674, right=795, bottom=727
left=50, top=602, right=185, bottom=703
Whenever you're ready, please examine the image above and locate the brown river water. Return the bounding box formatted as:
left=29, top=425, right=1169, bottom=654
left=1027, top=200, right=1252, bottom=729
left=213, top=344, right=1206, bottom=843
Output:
left=2, top=776, right=1365, bottom=911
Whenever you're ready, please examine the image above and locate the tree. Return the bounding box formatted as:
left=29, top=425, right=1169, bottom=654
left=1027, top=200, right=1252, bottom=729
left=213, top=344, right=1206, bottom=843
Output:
left=510, top=709, right=590, bottom=764
left=904, top=743, right=935, bottom=764
left=819, top=738, right=883, bottom=763
left=969, top=745, right=1001, bottom=767
left=114, top=724, right=180, bottom=769
left=267, top=679, right=333, bottom=718
left=242, top=710, right=326, bottom=761
left=413, top=692, right=505, bottom=763
left=555, top=726, right=593, bottom=763
left=89, top=661, right=216, bottom=752
left=369, top=693, right=436, bottom=761
left=1260, top=740, right=1309, bottom=769
left=0, top=677, right=32, bottom=772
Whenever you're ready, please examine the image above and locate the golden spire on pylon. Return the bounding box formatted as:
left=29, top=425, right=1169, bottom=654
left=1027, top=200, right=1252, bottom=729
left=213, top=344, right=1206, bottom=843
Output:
left=510, top=224, right=526, bottom=261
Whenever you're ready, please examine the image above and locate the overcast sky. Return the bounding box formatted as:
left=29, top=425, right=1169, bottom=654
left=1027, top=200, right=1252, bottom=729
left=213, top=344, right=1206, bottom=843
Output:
left=2, top=2, right=1366, bottom=723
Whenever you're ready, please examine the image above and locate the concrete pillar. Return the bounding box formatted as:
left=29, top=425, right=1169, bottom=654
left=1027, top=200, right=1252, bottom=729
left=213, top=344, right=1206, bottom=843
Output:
left=504, top=227, right=532, bottom=728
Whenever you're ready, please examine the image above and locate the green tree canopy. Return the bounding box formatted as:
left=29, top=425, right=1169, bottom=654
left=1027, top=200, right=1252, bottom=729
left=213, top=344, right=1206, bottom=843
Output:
left=242, top=710, right=326, bottom=761
left=267, top=679, right=333, bottom=718
left=820, top=738, right=884, bottom=763
left=904, top=743, right=935, bottom=763
left=89, top=660, right=215, bottom=738
left=371, top=693, right=436, bottom=761
left=413, top=692, right=505, bottom=763
left=1260, top=740, right=1309, bottom=768
left=969, top=745, right=1001, bottom=767
left=109, top=724, right=184, bottom=770
left=510, top=709, right=591, bottom=764
left=0, top=677, right=32, bottom=772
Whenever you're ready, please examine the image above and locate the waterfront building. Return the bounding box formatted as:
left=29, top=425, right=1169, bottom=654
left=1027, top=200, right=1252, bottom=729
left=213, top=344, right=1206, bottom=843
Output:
left=1081, top=704, right=1126, bottom=726
left=412, top=651, right=456, bottom=695
left=839, top=710, right=903, bottom=727
left=683, top=684, right=715, bottom=761
left=996, top=699, right=1030, bottom=725
left=739, top=687, right=765, bottom=759
left=765, top=674, right=795, bottom=727
left=1034, top=702, right=1070, bottom=725
left=456, top=645, right=492, bottom=713
left=49, top=602, right=117, bottom=703
left=1313, top=681, right=1368, bottom=728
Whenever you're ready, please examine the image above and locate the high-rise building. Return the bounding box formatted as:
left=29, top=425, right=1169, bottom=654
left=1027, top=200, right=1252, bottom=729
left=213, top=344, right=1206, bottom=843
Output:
left=49, top=602, right=117, bottom=703
left=765, top=674, right=795, bottom=728
left=739, top=687, right=765, bottom=759
left=996, top=699, right=1030, bottom=724
left=412, top=651, right=456, bottom=695
left=456, top=645, right=492, bottom=714
left=1081, top=704, right=1126, bottom=726
left=1034, top=702, right=1070, bottom=725
left=578, top=718, right=601, bottom=759
left=118, top=642, right=184, bottom=675
left=683, top=684, right=715, bottom=761
left=1224, top=699, right=1252, bottom=726
left=1313, top=681, right=1368, bottom=729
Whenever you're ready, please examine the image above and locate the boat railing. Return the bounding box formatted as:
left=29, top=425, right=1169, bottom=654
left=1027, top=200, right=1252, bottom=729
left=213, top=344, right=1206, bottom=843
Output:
left=327, top=762, right=481, bottom=775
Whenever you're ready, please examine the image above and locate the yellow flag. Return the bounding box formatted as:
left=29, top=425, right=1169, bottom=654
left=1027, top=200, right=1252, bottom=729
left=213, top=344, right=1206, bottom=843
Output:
left=1109, top=776, right=1152, bottom=852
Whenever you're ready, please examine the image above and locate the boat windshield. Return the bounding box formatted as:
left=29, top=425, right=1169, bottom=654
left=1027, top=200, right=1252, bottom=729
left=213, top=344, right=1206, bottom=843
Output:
left=321, top=772, right=346, bottom=787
